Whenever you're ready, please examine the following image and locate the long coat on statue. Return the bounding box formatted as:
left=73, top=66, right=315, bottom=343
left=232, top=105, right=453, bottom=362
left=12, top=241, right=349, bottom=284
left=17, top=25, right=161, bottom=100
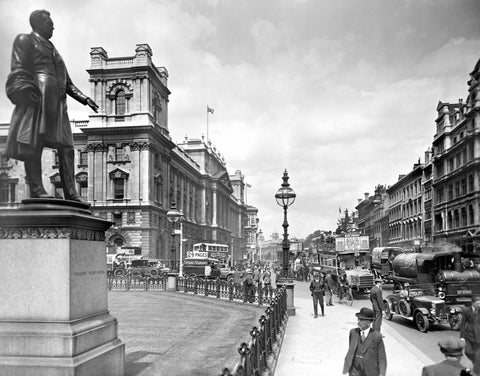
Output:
left=5, top=31, right=89, bottom=160
left=343, top=327, right=387, bottom=376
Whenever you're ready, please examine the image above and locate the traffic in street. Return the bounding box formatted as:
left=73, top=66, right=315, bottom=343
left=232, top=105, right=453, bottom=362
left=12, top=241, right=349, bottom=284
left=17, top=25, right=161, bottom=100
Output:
left=292, top=279, right=474, bottom=370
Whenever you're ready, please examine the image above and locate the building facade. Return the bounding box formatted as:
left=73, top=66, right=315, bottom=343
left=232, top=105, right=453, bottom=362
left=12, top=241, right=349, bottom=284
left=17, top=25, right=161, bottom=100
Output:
left=386, top=163, right=424, bottom=249
left=355, top=185, right=388, bottom=248
left=431, top=61, right=480, bottom=251
left=0, top=44, right=257, bottom=266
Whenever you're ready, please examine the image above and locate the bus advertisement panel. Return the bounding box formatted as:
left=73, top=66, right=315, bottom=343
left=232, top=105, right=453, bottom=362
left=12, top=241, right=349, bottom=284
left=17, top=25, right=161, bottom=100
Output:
left=335, top=236, right=369, bottom=253
left=193, top=243, right=229, bottom=262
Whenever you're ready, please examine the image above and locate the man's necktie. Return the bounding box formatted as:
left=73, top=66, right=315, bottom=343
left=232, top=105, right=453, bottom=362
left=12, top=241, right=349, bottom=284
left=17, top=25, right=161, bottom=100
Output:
left=361, top=331, right=366, bottom=342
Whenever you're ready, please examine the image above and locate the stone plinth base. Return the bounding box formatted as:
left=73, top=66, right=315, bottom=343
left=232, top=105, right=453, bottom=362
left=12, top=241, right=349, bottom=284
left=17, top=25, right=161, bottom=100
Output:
left=167, top=273, right=178, bottom=291
left=0, top=199, right=125, bottom=375
left=277, top=279, right=296, bottom=316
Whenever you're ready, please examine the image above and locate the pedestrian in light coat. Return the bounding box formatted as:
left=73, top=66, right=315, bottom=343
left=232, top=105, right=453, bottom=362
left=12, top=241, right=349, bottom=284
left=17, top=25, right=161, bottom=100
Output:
left=460, top=295, right=480, bottom=375
left=370, top=278, right=384, bottom=333
left=325, top=271, right=335, bottom=306
left=343, top=307, right=387, bottom=376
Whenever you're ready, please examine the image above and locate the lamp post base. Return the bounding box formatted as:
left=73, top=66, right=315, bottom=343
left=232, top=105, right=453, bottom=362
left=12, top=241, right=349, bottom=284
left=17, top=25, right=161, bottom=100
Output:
left=276, top=278, right=296, bottom=316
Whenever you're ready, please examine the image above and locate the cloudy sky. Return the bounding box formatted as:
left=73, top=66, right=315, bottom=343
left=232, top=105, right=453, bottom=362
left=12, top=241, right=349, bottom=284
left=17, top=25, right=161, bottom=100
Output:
left=1, top=0, right=479, bottom=239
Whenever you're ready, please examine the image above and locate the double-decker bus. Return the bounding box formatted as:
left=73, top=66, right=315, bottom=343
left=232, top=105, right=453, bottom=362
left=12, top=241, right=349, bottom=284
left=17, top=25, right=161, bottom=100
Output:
left=191, top=243, right=229, bottom=263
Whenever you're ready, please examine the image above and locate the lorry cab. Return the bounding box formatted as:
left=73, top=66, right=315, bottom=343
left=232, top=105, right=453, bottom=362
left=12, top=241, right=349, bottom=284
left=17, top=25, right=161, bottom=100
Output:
left=183, top=257, right=222, bottom=279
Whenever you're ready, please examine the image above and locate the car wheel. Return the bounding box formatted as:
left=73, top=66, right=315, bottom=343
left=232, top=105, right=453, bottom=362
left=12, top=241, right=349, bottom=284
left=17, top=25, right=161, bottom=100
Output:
left=150, top=269, right=158, bottom=276
left=414, top=311, right=430, bottom=333
left=131, top=271, right=142, bottom=278
left=226, top=274, right=234, bottom=283
left=383, top=300, right=393, bottom=320
left=398, top=299, right=411, bottom=317
left=448, top=312, right=463, bottom=331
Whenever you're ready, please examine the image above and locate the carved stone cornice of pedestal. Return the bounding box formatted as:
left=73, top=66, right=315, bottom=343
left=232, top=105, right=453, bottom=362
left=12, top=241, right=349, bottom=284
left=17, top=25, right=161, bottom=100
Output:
left=0, top=226, right=106, bottom=241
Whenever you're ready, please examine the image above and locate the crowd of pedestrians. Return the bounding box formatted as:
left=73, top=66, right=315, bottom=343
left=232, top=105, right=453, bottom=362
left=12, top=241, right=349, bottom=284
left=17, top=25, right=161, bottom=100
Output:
left=232, top=263, right=280, bottom=303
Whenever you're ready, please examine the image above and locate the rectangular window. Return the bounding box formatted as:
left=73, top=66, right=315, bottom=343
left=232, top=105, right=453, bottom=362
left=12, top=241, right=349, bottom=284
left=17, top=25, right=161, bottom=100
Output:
left=454, top=181, right=460, bottom=197
left=448, top=158, right=454, bottom=172
left=114, top=179, right=124, bottom=199
left=113, top=213, right=122, bottom=226
left=0, top=154, right=9, bottom=168
left=0, top=181, right=8, bottom=203
left=436, top=163, right=444, bottom=178
left=80, top=185, right=88, bottom=201
left=448, top=184, right=453, bottom=200
left=470, top=174, right=475, bottom=192
left=80, top=152, right=88, bottom=165
left=9, top=183, right=16, bottom=203
left=115, top=147, right=125, bottom=161
left=461, top=178, right=467, bottom=196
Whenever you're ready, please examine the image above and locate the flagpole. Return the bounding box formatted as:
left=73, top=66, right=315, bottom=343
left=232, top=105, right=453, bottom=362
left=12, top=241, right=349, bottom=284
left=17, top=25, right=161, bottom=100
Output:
left=206, top=106, right=209, bottom=142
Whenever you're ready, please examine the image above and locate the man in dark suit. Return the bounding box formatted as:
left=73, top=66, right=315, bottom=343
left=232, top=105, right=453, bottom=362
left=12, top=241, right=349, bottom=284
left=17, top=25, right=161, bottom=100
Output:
left=343, top=307, right=387, bottom=376
left=422, top=336, right=469, bottom=376
left=5, top=10, right=98, bottom=201
left=460, top=295, right=480, bottom=375
left=370, top=278, right=384, bottom=332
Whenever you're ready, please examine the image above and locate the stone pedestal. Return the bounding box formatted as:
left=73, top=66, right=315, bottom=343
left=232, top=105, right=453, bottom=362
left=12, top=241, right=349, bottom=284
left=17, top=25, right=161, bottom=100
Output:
left=167, top=273, right=178, bottom=291
left=277, top=279, right=296, bottom=316
left=0, top=199, right=125, bottom=376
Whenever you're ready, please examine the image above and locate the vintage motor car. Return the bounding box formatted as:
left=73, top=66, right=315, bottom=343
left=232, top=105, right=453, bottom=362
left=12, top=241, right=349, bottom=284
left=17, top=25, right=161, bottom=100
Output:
left=384, top=283, right=448, bottom=332
left=387, top=251, right=480, bottom=331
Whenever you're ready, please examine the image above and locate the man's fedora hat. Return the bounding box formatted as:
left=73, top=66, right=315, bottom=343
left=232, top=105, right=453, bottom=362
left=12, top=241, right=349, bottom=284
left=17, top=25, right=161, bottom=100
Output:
left=355, top=307, right=374, bottom=320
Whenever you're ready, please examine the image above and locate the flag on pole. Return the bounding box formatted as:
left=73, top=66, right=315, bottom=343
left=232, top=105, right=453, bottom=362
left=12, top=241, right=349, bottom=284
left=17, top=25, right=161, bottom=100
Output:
left=339, top=206, right=342, bottom=213
left=207, top=106, right=214, bottom=114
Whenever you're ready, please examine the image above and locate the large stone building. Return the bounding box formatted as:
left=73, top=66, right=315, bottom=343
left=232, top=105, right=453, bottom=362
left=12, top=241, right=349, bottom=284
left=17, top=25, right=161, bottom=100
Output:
left=431, top=60, right=480, bottom=251
left=355, top=185, right=388, bottom=247
left=0, top=44, right=257, bottom=266
left=386, top=163, right=424, bottom=249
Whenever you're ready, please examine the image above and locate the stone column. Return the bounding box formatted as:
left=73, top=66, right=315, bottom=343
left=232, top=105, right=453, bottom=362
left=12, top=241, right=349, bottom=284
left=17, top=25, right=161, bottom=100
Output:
left=0, top=199, right=125, bottom=376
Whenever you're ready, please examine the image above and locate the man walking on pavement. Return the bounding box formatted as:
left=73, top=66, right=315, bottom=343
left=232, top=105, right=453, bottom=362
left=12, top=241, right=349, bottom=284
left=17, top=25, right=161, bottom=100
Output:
left=309, top=272, right=325, bottom=318
left=325, top=271, right=335, bottom=306
left=343, top=307, right=387, bottom=376
left=370, top=278, right=384, bottom=333
left=421, top=336, right=470, bottom=376
left=460, top=295, right=480, bottom=375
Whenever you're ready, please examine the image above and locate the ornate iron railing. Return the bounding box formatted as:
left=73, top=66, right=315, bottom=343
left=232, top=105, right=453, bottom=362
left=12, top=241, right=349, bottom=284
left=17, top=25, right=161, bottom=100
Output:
left=107, top=275, right=167, bottom=291
left=176, top=276, right=277, bottom=306
left=220, top=286, right=288, bottom=376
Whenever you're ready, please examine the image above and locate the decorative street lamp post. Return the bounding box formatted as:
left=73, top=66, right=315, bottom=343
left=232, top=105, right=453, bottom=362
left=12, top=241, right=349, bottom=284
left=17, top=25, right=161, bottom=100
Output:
left=275, top=169, right=296, bottom=279
left=167, top=201, right=184, bottom=277
left=275, top=169, right=297, bottom=316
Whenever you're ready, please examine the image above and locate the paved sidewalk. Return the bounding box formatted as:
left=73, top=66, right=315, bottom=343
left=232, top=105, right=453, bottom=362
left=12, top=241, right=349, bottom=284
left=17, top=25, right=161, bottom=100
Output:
left=275, top=290, right=435, bottom=376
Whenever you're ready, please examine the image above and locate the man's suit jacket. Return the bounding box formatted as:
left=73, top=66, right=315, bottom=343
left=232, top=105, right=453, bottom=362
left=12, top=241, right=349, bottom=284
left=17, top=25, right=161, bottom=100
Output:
left=370, top=285, right=383, bottom=311
left=343, top=327, right=387, bottom=376
left=460, top=307, right=480, bottom=345
left=421, top=359, right=465, bottom=376
left=5, top=31, right=89, bottom=159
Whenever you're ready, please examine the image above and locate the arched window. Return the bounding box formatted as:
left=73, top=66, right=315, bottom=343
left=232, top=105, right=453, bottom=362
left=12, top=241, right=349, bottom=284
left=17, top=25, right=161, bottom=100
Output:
left=115, top=90, right=126, bottom=116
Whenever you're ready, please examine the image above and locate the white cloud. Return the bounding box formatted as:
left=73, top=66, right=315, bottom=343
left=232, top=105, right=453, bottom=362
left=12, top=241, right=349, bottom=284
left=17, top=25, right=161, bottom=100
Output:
left=1, top=0, right=479, bottom=239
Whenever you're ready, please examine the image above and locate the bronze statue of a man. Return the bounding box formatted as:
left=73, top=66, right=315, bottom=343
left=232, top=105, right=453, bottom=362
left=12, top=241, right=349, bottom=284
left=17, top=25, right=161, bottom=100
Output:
left=4, top=10, right=98, bottom=201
